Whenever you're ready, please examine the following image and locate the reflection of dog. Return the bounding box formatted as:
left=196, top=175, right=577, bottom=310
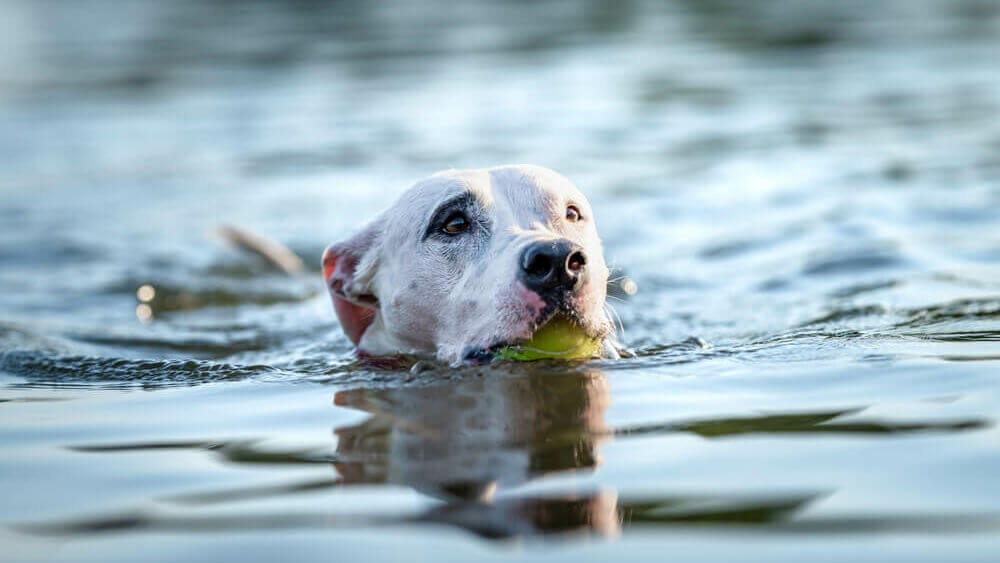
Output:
left=332, top=369, right=618, bottom=536
left=322, top=165, right=615, bottom=364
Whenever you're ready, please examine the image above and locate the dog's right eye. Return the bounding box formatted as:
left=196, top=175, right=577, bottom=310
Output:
left=442, top=213, right=470, bottom=235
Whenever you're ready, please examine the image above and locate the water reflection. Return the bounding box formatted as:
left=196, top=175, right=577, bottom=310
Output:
left=43, top=368, right=826, bottom=539
left=331, top=368, right=617, bottom=536
left=23, top=366, right=995, bottom=540
left=333, top=369, right=610, bottom=499
left=325, top=369, right=991, bottom=539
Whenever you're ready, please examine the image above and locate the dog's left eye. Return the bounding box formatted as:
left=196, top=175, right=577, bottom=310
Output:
left=566, top=205, right=582, bottom=222
left=442, top=213, right=471, bottom=235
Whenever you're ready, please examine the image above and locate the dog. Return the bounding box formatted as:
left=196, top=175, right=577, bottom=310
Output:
left=322, top=164, right=616, bottom=365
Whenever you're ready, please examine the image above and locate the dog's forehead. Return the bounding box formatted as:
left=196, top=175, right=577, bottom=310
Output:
left=488, top=165, right=587, bottom=214
left=396, top=165, right=586, bottom=220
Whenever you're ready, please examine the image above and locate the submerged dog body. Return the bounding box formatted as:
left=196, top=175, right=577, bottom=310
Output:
left=322, top=165, right=613, bottom=365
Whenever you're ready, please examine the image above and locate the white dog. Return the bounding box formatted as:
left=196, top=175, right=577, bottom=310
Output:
left=322, top=165, right=615, bottom=365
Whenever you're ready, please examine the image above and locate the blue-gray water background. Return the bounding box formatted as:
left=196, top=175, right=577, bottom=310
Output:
left=2, top=1, right=1000, bottom=561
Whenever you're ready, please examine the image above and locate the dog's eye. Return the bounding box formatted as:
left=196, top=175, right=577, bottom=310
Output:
left=442, top=213, right=471, bottom=235
left=566, top=205, right=582, bottom=222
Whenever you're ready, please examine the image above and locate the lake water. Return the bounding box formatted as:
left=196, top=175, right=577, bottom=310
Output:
left=2, top=1, right=1000, bottom=561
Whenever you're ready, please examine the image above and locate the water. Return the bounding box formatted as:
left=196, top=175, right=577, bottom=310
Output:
left=2, top=1, right=1000, bottom=561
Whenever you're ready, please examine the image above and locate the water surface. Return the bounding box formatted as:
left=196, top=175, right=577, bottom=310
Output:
left=2, top=1, right=1000, bottom=561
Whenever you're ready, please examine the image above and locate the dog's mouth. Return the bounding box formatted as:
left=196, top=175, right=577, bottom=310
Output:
left=462, top=307, right=603, bottom=365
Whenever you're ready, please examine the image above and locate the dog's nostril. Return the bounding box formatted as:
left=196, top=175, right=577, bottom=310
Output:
left=566, top=250, right=586, bottom=273
left=523, top=249, right=554, bottom=279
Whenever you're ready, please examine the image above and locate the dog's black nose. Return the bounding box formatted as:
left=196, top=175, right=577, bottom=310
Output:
left=520, top=239, right=586, bottom=294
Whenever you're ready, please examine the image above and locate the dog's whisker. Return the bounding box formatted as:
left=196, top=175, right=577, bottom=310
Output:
left=604, top=302, right=625, bottom=339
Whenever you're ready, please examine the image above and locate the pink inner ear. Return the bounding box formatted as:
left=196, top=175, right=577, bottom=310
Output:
left=323, top=246, right=376, bottom=347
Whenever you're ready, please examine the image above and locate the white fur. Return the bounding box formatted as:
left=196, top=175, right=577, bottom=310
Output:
left=327, top=164, right=612, bottom=365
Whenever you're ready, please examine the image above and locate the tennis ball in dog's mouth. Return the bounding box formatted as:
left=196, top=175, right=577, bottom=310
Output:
left=495, top=315, right=602, bottom=361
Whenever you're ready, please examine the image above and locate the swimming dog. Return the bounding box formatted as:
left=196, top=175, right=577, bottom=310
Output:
left=322, top=165, right=615, bottom=365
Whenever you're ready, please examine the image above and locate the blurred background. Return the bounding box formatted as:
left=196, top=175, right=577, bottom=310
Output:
left=2, top=0, right=999, bottom=334
left=2, top=1, right=1000, bottom=562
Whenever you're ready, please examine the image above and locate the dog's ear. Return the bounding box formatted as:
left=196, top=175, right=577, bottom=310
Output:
left=322, top=220, right=381, bottom=346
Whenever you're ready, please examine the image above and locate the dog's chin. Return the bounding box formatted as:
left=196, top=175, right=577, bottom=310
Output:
left=461, top=306, right=606, bottom=365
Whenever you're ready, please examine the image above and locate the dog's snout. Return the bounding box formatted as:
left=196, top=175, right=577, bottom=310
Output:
left=520, top=239, right=587, bottom=294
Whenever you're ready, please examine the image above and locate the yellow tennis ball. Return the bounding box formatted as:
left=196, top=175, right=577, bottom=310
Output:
left=496, top=315, right=603, bottom=361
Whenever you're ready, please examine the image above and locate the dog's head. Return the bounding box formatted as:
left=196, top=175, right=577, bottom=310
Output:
left=323, top=164, right=611, bottom=364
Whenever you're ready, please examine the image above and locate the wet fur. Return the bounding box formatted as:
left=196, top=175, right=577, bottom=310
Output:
left=324, top=164, right=615, bottom=365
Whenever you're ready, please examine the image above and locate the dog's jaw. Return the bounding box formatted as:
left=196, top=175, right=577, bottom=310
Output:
left=438, top=278, right=613, bottom=366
